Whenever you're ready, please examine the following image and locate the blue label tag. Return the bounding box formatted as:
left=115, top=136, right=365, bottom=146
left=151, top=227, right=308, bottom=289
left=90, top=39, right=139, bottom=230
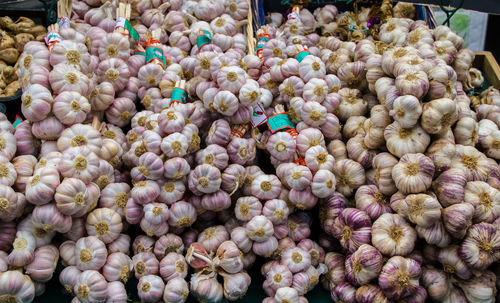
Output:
left=170, top=87, right=187, bottom=105
left=267, top=113, right=295, bottom=133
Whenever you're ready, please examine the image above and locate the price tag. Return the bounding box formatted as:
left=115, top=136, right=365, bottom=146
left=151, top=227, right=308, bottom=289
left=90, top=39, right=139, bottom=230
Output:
left=57, top=16, right=70, bottom=29
left=115, top=17, right=139, bottom=43
left=294, top=50, right=310, bottom=62
left=44, top=31, right=62, bottom=49
left=251, top=103, right=268, bottom=128
left=170, top=87, right=187, bottom=105
left=267, top=113, right=295, bottom=133
left=287, top=12, right=301, bottom=21
left=12, top=115, right=23, bottom=128
left=145, top=46, right=166, bottom=70
left=196, top=30, right=212, bottom=51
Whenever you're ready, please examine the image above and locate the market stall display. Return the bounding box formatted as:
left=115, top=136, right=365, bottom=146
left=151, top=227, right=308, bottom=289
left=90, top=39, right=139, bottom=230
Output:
left=0, top=0, right=499, bottom=302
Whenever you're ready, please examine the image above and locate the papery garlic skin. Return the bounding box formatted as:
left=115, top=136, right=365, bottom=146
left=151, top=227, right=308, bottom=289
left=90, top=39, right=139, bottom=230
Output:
left=378, top=256, right=421, bottom=300
left=384, top=122, right=430, bottom=158
left=345, top=244, right=382, bottom=286
left=464, top=181, right=500, bottom=223
left=389, top=95, right=422, bottom=128
left=460, top=222, right=500, bottom=270
left=0, top=270, right=35, bottom=303
left=392, top=153, right=435, bottom=194
left=372, top=213, right=416, bottom=257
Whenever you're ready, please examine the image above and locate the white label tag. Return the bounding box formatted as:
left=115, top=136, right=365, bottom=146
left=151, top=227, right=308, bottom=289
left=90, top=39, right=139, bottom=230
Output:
left=287, top=12, right=301, bottom=21
left=115, top=17, right=126, bottom=29
left=44, top=31, right=62, bottom=47
left=57, top=16, right=70, bottom=29
left=251, top=103, right=268, bottom=128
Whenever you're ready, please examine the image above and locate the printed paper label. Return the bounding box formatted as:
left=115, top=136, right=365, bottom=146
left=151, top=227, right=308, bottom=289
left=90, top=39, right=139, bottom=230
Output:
left=251, top=103, right=268, bottom=128
left=170, top=87, right=187, bottom=105
left=267, top=113, right=295, bottom=133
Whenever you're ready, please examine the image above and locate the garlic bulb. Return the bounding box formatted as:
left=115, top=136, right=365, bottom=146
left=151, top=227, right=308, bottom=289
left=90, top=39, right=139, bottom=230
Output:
left=378, top=256, right=421, bottom=300
left=333, top=159, right=365, bottom=197
left=464, top=181, right=500, bottom=223
left=421, top=98, right=458, bottom=135
left=392, top=153, right=435, bottom=194
left=384, top=122, right=430, bottom=158
left=372, top=213, right=416, bottom=256
left=345, top=244, right=382, bottom=286
left=460, top=222, right=500, bottom=269
left=389, top=95, right=422, bottom=128
left=331, top=208, right=371, bottom=253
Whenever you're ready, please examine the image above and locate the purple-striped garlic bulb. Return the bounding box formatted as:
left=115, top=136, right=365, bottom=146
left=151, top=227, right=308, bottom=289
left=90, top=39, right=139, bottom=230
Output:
left=251, top=174, right=282, bottom=201
left=392, top=153, right=435, bottom=194
left=372, top=213, right=416, bottom=257
left=0, top=184, right=20, bottom=222
left=133, top=252, right=159, bottom=279
left=159, top=252, right=187, bottom=282
left=246, top=215, right=274, bottom=243
left=372, top=152, right=398, bottom=196
left=138, top=275, right=165, bottom=303
left=59, top=146, right=100, bottom=184
left=235, top=196, right=262, bottom=222
left=311, top=169, right=336, bottom=198
left=86, top=207, right=123, bottom=244
left=0, top=270, right=35, bottom=302
left=432, top=168, right=467, bottom=207
left=333, top=159, right=365, bottom=197
left=460, top=222, right=500, bottom=270
left=227, top=137, right=256, bottom=165
left=262, top=199, right=290, bottom=225
left=53, top=91, right=91, bottom=126
left=154, top=234, right=184, bottom=260
left=354, top=185, right=391, bottom=221
left=190, top=270, right=224, bottom=303
left=54, top=177, right=88, bottom=216
left=267, top=132, right=297, bottom=161
left=74, top=270, right=108, bottom=303
left=281, top=247, right=311, bottom=274
left=345, top=244, right=382, bottom=286
left=21, top=84, right=53, bottom=122
left=99, top=182, right=129, bottom=217
left=49, top=64, right=90, bottom=96
left=8, top=231, right=35, bottom=267
left=133, top=236, right=155, bottom=255
left=397, top=194, right=442, bottom=227
left=221, top=271, right=251, bottom=301
left=59, top=266, right=81, bottom=294
left=213, top=241, right=244, bottom=274
left=102, top=252, right=132, bottom=283
left=450, top=145, right=491, bottom=181
left=107, top=281, right=127, bottom=302
left=163, top=277, right=189, bottom=303
left=75, top=236, right=107, bottom=271
left=158, top=180, right=185, bottom=205
left=25, top=166, right=60, bottom=205
left=131, top=180, right=160, bottom=205
left=25, top=245, right=59, bottom=282
left=464, top=181, right=500, bottom=223
left=198, top=225, right=229, bottom=254
left=442, top=203, right=474, bottom=239
left=31, top=203, right=72, bottom=233
left=59, top=241, right=76, bottom=266
left=96, top=58, right=130, bottom=92
left=378, top=256, right=422, bottom=300
left=230, top=227, right=253, bottom=253
left=266, top=264, right=293, bottom=291
left=188, top=164, right=221, bottom=195
left=331, top=208, right=372, bottom=253
left=168, top=201, right=197, bottom=228
left=196, top=144, right=229, bottom=170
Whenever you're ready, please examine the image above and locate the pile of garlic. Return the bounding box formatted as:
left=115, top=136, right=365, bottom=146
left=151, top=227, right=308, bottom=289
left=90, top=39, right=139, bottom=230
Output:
left=252, top=2, right=500, bottom=302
